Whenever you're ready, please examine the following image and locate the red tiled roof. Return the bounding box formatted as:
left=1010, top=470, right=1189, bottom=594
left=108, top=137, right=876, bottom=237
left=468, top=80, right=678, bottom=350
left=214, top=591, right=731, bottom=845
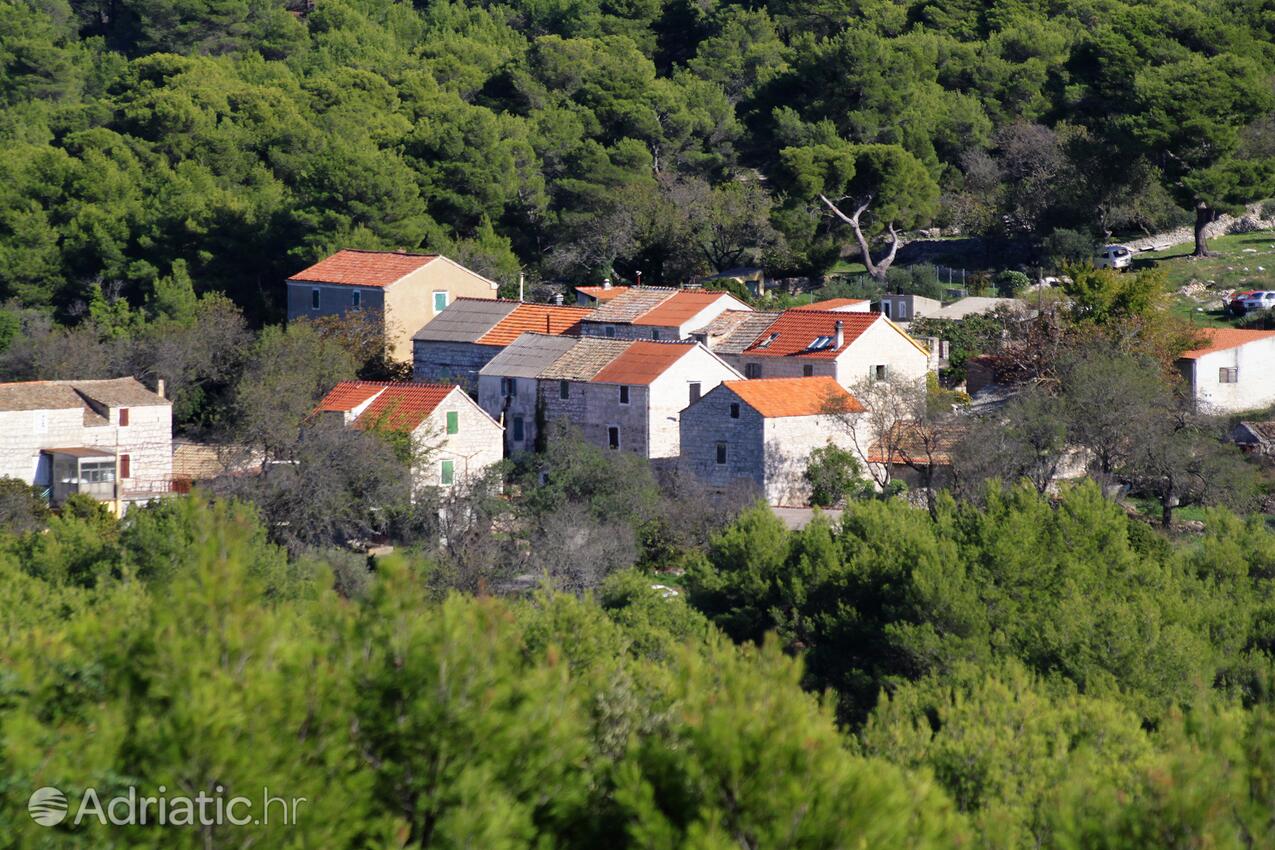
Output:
left=591, top=341, right=694, bottom=386
left=724, top=377, right=863, bottom=418
left=632, top=291, right=733, bottom=327
left=476, top=304, right=591, bottom=346
left=288, top=249, right=438, bottom=288
left=792, top=298, right=870, bottom=310
left=741, top=310, right=879, bottom=358
left=317, top=381, right=455, bottom=432
left=576, top=285, right=631, bottom=302
left=866, top=422, right=968, bottom=465
left=1180, top=328, right=1275, bottom=359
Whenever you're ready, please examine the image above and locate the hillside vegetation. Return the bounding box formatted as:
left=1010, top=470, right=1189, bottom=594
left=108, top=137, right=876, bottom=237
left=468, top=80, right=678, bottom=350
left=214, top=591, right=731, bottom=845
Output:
left=2, top=0, right=1274, bottom=320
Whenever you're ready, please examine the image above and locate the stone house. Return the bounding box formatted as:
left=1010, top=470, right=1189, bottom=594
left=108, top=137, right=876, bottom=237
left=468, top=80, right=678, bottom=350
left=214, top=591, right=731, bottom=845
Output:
left=1177, top=328, right=1275, bottom=414
left=574, top=283, right=631, bottom=306
left=479, top=335, right=742, bottom=459
left=578, top=288, right=751, bottom=341
left=286, top=250, right=499, bottom=362
left=316, top=380, right=502, bottom=490
left=1231, top=420, right=1275, bottom=455
left=680, top=377, right=865, bottom=506
left=877, top=293, right=941, bottom=323
left=0, top=378, right=172, bottom=513
left=412, top=299, right=589, bottom=388
left=725, top=309, right=930, bottom=389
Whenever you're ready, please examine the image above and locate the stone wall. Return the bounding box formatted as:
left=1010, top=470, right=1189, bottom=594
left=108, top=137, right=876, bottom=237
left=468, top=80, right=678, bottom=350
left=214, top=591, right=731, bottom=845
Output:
left=413, top=341, right=499, bottom=390
left=679, top=386, right=766, bottom=492
left=414, top=395, right=503, bottom=490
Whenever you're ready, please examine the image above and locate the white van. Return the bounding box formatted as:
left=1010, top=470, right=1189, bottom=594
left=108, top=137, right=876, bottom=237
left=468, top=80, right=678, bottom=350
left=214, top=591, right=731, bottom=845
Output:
left=1096, top=244, right=1133, bottom=270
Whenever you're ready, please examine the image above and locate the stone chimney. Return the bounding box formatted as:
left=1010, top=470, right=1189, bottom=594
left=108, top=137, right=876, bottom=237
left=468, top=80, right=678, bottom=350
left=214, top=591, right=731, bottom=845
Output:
left=155, top=378, right=166, bottom=399
left=834, top=320, right=844, bottom=349
left=553, top=292, right=564, bottom=305
left=602, top=278, right=611, bottom=290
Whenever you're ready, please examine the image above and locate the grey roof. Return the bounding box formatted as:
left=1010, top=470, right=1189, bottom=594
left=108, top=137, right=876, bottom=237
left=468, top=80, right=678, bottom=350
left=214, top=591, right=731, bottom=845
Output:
left=1235, top=421, right=1275, bottom=444
left=480, top=333, right=580, bottom=379
left=702, top=311, right=781, bottom=355
left=0, top=377, right=168, bottom=412
left=582, top=287, right=677, bottom=324
left=926, top=297, right=1025, bottom=320
left=538, top=338, right=634, bottom=381
left=412, top=298, right=519, bottom=342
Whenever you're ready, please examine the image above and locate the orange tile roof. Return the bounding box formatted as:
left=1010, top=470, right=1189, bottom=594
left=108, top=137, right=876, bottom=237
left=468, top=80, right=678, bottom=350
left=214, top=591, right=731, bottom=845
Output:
left=476, top=304, right=590, bottom=346
left=576, top=285, right=630, bottom=302
left=792, top=298, right=870, bottom=310
left=866, top=421, right=968, bottom=465
left=1179, top=328, right=1275, bottom=359
left=317, top=381, right=456, bottom=432
left=591, top=341, right=694, bottom=385
left=632, top=291, right=733, bottom=327
left=742, top=310, right=879, bottom=358
left=724, top=377, right=863, bottom=417
left=288, top=249, right=438, bottom=288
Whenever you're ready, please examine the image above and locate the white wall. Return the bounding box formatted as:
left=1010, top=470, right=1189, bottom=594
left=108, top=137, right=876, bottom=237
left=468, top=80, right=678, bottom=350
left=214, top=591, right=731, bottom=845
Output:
left=414, top=390, right=503, bottom=490
left=762, top=414, right=859, bottom=506
left=1189, top=339, right=1275, bottom=413
left=835, top=321, right=930, bottom=388
left=646, top=347, right=743, bottom=458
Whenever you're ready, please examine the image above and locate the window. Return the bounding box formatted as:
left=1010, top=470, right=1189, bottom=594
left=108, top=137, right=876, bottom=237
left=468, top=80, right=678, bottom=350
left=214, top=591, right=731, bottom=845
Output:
left=80, top=460, right=115, bottom=484
left=756, top=333, right=778, bottom=349
left=119, top=408, right=129, bottom=426
left=119, top=454, right=130, bottom=479
left=651, top=329, right=660, bottom=340
left=433, top=291, right=448, bottom=313
left=351, top=290, right=361, bottom=308
left=559, top=380, right=569, bottom=400
left=745, top=363, right=762, bottom=379
left=501, top=377, right=517, bottom=398
left=608, top=426, right=620, bottom=450
left=513, top=416, right=525, bottom=441
left=689, top=382, right=701, bottom=404
left=716, top=442, right=727, bottom=464
left=1219, top=367, right=1239, bottom=383
left=311, top=288, right=321, bottom=310
left=440, top=460, right=455, bottom=486
left=873, top=364, right=887, bottom=381
left=446, top=411, right=459, bottom=434
left=604, top=325, right=616, bottom=338
left=897, top=303, right=908, bottom=319
left=729, top=402, right=740, bottom=419
left=802, top=364, right=814, bottom=377
left=619, top=385, right=630, bottom=405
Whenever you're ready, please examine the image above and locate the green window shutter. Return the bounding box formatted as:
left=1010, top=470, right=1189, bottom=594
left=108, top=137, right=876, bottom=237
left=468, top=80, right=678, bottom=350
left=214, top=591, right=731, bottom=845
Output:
left=440, top=460, right=454, bottom=485
left=446, top=411, right=459, bottom=434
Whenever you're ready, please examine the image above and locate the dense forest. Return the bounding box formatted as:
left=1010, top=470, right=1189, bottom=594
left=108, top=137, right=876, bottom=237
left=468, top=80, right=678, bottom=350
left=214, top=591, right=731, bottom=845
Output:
left=3, top=0, right=1275, bottom=322
left=3, top=485, right=1275, bottom=848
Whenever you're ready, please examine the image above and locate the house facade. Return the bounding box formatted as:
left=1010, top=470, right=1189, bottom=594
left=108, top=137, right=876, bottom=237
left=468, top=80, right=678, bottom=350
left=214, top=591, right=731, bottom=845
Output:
left=316, top=381, right=503, bottom=490
left=479, top=335, right=742, bottom=459
left=0, top=378, right=172, bottom=512
left=412, top=299, right=589, bottom=387
left=726, top=310, right=930, bottom=389
left=287, top=250, right=499, bottom=362
left=877, top=293, right=941, bottom=323
left=578, top=288, right=751, bottom=341
left=680, top=377, right=865, bottom=505
left=1177, top=328, right=1275, bottom=413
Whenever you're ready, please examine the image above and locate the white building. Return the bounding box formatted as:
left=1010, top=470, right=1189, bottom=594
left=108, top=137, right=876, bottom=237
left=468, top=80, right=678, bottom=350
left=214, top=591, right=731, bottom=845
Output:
left=316, top=381, right=503, bottom=490
left=0, top=378, right=172, bottom=513
left=723, top=309, right=930, bottom=389
left=1177, top=328, right=1275, bottom=413
left=680, top=377, right=865, bottom=505
left=479, top=334, right=742, bottom=459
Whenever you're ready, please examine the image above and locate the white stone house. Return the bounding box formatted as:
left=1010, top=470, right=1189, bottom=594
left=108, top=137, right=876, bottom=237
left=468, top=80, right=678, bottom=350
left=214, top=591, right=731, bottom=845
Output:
left=1177, top=328, right=1275, bottom=414
left=578, top=288, right=751, bottom=341
left=0, top=378, right=172, bottom=513
left=479, top=335, right=742, bottom=459
left=412, top=299, right=589, bottom=387
left=316, top=381, right=503, bottom=490
left=726, top=309, right=931, bottom=389
left=680, top=377, right=865, bottom=506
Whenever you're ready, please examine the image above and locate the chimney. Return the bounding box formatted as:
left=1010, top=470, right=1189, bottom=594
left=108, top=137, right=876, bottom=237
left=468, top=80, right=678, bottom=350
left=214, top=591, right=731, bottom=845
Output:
left=602, top=278, right=611, bottom=290
left=834, top=320, right=844, bottom=349
left=518, top=271, right=525, bottom=303
left=155, top=378, right=166, bottom=399
left=635, top=270, right=642, bottom=286
left=554, top=292, right=564, bottom=306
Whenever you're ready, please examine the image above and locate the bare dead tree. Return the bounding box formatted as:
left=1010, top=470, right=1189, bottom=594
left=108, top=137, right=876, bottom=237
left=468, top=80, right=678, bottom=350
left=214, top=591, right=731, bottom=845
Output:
left=819, top=194, right=900, bottom=283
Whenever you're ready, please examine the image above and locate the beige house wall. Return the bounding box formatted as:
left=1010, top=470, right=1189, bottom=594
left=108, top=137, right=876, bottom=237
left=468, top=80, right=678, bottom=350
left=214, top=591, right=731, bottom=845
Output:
left=385, top=259, right=498, bottom=361
left=412, top=389, right=503, bottom=491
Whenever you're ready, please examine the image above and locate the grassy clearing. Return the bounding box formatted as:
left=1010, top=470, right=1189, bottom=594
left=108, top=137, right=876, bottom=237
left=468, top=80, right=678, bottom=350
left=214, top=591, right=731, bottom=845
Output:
left=1132, top=230, right=1275, bottom=326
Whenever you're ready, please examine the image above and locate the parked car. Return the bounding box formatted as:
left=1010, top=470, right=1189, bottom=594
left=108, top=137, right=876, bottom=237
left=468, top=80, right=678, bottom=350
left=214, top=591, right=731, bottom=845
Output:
left=1227, top=290, right=1261, bottom=315
left=1095, top=244, right=1133, bottom=270
left=1240, top=291, right=1275, bottom=313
